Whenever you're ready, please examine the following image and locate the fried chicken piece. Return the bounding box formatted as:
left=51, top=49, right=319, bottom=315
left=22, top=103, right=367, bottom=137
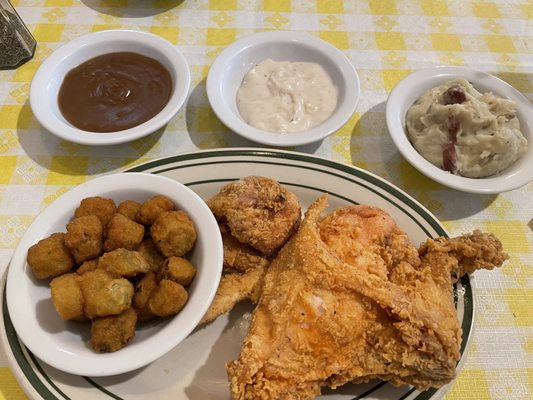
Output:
left=201, top=177, right=300, bottom=324
left=418, top=229, right=508, bottom=282
left=221, top=230, right=270, bottom=273
left=200, top=265, right=266, bottom=324
left=318, top=205, right=421, bottom=272
left=200, top=231, right=270, bottom=324
left=208, top=176, right=301, bottom=256
left=227, top=196, right=508, bottom=399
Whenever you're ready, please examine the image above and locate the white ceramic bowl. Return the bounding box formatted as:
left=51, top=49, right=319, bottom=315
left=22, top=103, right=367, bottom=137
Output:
left=5, top=173, right=223, bottom=376
left=386, top=66, right=533, bottom=193
left=206, top=31, right=360, bottom=147
left=30, top=30, right=191, bottom=145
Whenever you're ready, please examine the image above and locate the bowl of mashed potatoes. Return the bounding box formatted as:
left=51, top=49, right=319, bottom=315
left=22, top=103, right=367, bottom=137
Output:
left=207, top=31, right=360, bottom=147
left=386, top=66, right=533, bottom=193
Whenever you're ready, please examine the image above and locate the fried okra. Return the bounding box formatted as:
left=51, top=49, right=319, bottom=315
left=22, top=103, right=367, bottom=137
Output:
left=116, top=199, right=141, bottom=220
left=135, top=195, right=174, bottom=225
left=27, top=192, right=199, bottom=354
left=65, top=215, right=103, bottom=264
left=137, top=239, right=166, bottom=273
left=27, top=232, right=75, bottom=279
left=148, top=279, right=188, bottom=317
left=150, top=211, right=197, bottom=257
left=50, top=273, right=85, bottom=321
left=74, top=196, right=117, bottom=227
left=160, top=256, right=197, bottom=286
left=76, top=258, right=98, bottom=275
left=103, top=213, right=144, bottom=252
left=98, top=248, right=151, bottom=278
left=91, top=308, right=137, bottom=353
left=78, top=269, right=133, bottom=319
left=133, top=272, right=158, bottom=322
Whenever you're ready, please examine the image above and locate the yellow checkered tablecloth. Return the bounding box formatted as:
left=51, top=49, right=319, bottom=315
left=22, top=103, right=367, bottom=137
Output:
left=1, top=1, right=532, bottom=399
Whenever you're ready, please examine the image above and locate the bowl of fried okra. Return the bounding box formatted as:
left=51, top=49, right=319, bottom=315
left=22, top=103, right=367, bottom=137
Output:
left=6, top=172, right=223, bottom=376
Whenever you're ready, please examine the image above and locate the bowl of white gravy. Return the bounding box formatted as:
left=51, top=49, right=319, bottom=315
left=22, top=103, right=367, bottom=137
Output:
left=207, top=31, right=360, bottom=147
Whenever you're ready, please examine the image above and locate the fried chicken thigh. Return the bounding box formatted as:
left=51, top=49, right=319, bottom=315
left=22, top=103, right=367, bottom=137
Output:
left=227, top=196, right=508, bottom=399
left=208, top=176, right=301, bottom=257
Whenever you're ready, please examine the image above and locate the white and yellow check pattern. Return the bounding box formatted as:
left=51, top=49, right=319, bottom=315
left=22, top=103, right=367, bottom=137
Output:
left=1, top=1, right=532, bottom=399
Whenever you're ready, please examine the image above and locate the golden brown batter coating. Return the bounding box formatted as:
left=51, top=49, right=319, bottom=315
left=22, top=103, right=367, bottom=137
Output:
left=26, top=192, right=202, bottom=354
left=137, top=239, right=166, bottom=273
left=148, top=279, right=188, bottom=317
left=207, top=176, right=301, bottom=256
left=91, top=308, right=138, bottom=353
left=200, top=266, right=266, bottom=325
left=78, top=269, right=133, bottom=318
left=135, top=194, right=174, bottom=225
left=76, top=259, right=99, bottom=275
left=133, top=272, right=158, bottom=322
left=50, top=273, right=85, bottom=321
left=221, top=230, right=270, bottom=273
left=418, top=229, right=509, bottom=282
left=150, top=210, right=197, bottom=257
left=65, top=215, right=104, bottom=264
left=159, top=256, right=196, bottom=286
left=98, top=248, right=151, bottom=278
left=74, top=196, right=116, bottom=227
left=200, top=177, right=300, bottom=325
left=227, top=196, right=509, bottom=399
left=27, top=232, right=75, bottom=279
left=103, top=213, right=145, bottom=252
left=116, top=199, right=141, bottom=220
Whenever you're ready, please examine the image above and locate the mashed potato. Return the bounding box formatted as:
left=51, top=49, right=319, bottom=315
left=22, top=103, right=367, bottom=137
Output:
left=405, top=79, right=528, bottom=178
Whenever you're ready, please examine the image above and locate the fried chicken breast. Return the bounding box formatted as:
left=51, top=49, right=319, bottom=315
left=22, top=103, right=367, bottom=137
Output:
left=227, top=195, right=508, bottom=399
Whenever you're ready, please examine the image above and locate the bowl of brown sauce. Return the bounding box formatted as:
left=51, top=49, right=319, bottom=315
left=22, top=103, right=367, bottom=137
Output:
left=30, top=30, right=190, bottom=145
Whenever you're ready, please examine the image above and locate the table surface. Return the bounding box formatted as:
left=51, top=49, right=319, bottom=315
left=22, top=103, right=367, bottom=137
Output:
left=1, top=1, right=532, bottom=399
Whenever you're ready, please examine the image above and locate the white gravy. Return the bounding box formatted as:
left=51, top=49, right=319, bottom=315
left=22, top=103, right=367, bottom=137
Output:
left=236, top=59, right=338, bottom=133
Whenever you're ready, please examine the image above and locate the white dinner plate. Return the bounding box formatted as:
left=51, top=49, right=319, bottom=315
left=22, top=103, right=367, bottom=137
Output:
left=1, top=148, right=473, bottom=400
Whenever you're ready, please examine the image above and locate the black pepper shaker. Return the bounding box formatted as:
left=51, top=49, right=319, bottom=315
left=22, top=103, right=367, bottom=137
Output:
left=0, top=0, right=36, bottom=69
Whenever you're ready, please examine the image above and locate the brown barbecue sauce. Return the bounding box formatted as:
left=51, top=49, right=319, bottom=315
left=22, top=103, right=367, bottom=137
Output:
left=58, top=52, right=172, bottom=133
